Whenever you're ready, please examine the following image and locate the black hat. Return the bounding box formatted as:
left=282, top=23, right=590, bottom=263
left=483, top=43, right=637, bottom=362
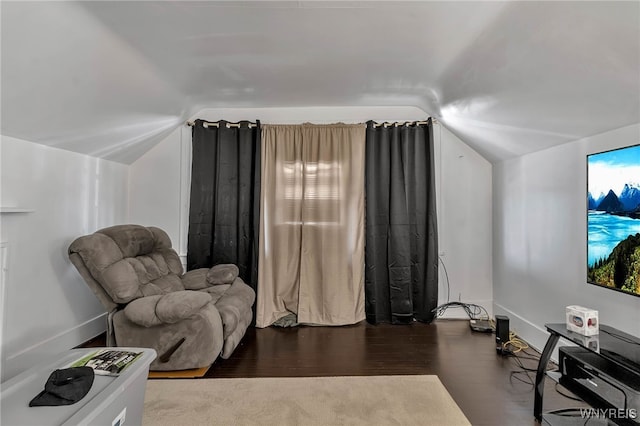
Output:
left=29, top=367, right=94, bottom=407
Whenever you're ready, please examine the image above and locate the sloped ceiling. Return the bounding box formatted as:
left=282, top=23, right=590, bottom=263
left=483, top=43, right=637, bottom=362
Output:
left=1, top=1, right=639, bottom=164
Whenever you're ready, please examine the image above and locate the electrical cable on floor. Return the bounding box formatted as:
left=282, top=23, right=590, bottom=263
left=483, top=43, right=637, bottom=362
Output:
left=505, top=332, right=529, bottom=353
left=507, top=344, right=582, bottom=401
left=508, top=352, right=536, bottom=386
left=504, top=336, right=555, bottom=388
left=431, top=301, right=491, bottom=320
left=503, top=337, right=585, bottom=409
left=434, top=256, right=490, bottom=323
left=434, top=256, right=490, bottom=322
left=507, top=350, right=541, bottom=363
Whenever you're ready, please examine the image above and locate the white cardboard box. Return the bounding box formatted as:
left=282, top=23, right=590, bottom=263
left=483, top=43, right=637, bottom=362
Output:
left=566, top=305, right=599, bottom=336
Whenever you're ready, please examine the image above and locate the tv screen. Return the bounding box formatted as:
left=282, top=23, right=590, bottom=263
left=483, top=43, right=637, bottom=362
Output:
left=587, top=143, right=640, bottom=297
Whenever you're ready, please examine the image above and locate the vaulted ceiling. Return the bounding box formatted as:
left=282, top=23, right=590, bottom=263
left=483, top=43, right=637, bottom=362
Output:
left=2, top=1, right=639, bottom=164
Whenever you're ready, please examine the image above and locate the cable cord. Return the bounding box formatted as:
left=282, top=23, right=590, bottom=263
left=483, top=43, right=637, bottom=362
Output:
left=504, top=337, right=557, bottom=388
left=431, top=301, right=491, bottom=320
left=434, top=254, right=480, bottom=319
left=505, top=339, right=581, bottom=411
left=508, top=351, right=536, bottom=386
left=438, top=255, right=451, bottom=303
left=505, top=331, right=529, bottom=353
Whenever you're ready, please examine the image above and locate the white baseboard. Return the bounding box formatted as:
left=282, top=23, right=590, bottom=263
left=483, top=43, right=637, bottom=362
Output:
left=2, top=313, right=106, bottom=382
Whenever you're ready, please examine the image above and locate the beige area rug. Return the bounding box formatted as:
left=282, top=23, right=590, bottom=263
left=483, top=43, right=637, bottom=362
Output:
left=143, top=375, right=470, bottom=426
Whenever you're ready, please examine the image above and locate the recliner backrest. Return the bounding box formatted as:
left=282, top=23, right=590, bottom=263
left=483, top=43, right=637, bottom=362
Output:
left=68, top=225, right=185, bottom=307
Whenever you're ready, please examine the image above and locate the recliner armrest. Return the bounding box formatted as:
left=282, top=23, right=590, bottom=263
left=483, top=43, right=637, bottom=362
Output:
left=181, top=268, right=209, bottom=290
left=206, top=264, right=239, bottom=285
left=215, top=278, right=256, bottom=339
left=181, top=264, right=240, bottom=289
left=124, top=291, right=212, bottom=327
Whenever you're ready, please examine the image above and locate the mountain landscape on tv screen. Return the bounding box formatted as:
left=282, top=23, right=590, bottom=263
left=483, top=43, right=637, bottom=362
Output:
left=588, top=181, right=640, bottom=296
left=588, top=183, right=640, bottom=217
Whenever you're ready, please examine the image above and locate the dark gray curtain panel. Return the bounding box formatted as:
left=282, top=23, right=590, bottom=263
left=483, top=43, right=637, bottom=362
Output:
left=187, top=120, right=261, bottom=292
left=364, top=119, right=438, bottom=324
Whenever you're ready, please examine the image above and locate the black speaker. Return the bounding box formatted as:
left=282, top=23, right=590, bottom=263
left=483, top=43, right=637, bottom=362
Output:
left=495, top=315, right=510, bottom=355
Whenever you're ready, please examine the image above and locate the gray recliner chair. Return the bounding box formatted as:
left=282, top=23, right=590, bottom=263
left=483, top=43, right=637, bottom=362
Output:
left=68, top=224, right=255, bottom=371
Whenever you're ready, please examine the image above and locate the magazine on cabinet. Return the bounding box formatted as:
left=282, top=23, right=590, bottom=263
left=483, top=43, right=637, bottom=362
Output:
left=69, top=349, right=143, bottom=376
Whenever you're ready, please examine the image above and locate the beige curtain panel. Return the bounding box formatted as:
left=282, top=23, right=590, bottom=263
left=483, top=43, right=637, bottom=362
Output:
left=256, top=123, right=366, bottom=328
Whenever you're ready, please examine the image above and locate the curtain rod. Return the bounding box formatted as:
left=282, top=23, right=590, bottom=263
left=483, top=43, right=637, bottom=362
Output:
left=186, top=120, right=257, bottom=129
left=372, top=119, right=435, bottom=128
left=187, top=119, right=436, bottom=128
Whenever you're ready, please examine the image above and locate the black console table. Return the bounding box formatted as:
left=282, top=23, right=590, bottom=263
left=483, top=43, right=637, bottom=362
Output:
left=534, top=323, right=640, bottom=424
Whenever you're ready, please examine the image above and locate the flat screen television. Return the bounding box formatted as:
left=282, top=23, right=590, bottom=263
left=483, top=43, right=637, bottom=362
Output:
left=587, top=143, right=640, bottom=297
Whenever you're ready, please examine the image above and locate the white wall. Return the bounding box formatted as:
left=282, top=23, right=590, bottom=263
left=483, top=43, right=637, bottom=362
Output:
left=0, top=136, right=129, bottom=381
left=129, top=127, right=186, bottom=258
left=437, top=124, right=493, bottom=316
left=128, top=107, right=494, bottom=318
left=493, top=123, right=640, bottom=353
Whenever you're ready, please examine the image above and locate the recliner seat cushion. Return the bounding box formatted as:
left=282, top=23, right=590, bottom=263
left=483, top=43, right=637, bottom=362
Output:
left=124, top=291, right=213, bottom=327
left=156, top=291, right=212, bottom=324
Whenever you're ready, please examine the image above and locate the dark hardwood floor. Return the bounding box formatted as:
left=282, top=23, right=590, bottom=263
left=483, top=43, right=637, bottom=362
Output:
left=206, top=319, right=586, bottom=425
left=84, top=319, right=585, bottom=425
